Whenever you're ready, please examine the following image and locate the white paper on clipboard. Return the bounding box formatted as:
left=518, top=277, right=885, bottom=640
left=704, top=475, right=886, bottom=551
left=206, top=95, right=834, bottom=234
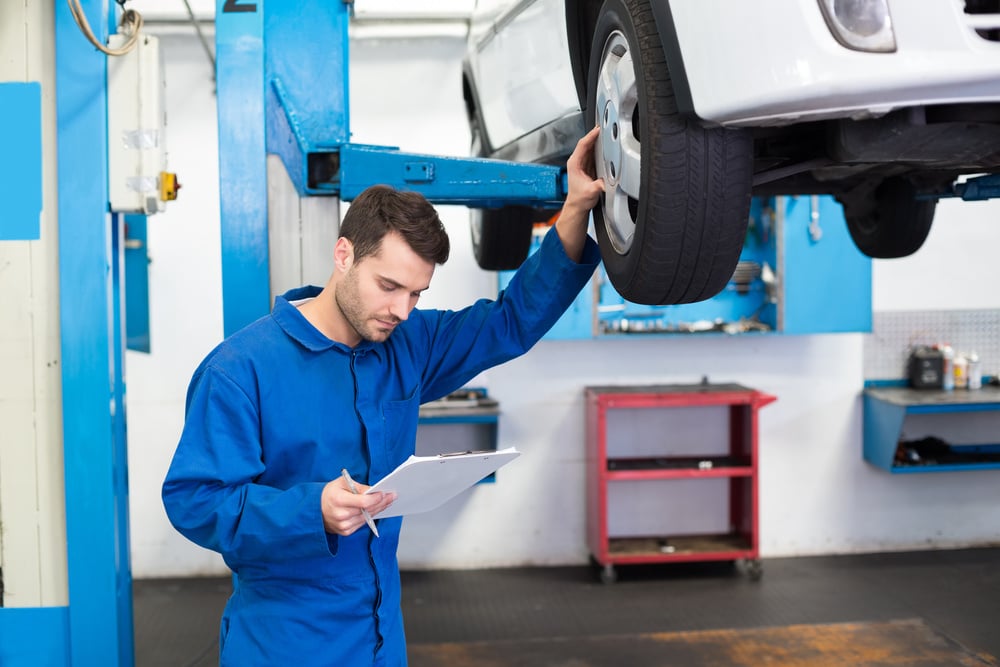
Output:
left=366, top=447, right=520, bottom=518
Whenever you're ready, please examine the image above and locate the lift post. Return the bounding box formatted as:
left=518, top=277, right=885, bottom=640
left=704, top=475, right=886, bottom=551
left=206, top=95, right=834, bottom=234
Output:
left=216, top=0, right=566, bottom=336
left=56, top=1, right=135, bottom=664
left=0, top=2, right=136, bottom=665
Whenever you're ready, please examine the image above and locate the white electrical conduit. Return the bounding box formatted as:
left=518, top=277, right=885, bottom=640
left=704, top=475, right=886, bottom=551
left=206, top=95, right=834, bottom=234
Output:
left=67, top=0, right=144, bottom=56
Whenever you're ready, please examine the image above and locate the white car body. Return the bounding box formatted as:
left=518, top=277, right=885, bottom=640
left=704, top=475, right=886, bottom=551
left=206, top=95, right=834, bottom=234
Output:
left=468, top=0, right=1000, bottom=137
left=469, top=0, right=580, bottom=151
left=462, top=0, right=1000, bottom=304
left=672, top=0, right=1000, bottom=126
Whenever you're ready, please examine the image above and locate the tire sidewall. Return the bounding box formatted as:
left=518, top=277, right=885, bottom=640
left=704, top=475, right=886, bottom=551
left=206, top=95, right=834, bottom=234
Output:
left=587, top=0, right=650, bottom=282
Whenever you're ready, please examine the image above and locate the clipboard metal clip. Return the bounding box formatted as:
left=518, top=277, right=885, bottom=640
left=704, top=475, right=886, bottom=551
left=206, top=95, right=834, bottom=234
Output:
left=368, top=446, right=519, bottom=517
left=437, top=449, right=494, bottom=458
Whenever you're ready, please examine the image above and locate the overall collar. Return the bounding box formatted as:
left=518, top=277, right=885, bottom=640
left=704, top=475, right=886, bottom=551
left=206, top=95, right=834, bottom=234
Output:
left=272, top=286, right=379, bottom=355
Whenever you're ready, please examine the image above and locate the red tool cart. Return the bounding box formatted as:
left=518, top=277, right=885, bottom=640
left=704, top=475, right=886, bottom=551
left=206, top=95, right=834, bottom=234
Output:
left=585, top=383, right=777, bottom=583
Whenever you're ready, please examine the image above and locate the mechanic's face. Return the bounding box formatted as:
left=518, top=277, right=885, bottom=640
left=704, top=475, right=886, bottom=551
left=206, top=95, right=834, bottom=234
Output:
left=336, top=231, right=434, bottom=344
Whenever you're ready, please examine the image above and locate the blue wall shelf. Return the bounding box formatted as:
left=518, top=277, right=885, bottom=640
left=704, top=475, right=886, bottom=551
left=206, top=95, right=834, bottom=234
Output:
left=417, top=389, right=500, bottom=483
left=863, top=383, right=1000, bottom=473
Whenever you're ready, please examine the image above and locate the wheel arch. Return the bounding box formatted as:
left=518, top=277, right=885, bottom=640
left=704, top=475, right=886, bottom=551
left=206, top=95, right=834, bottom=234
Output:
left=565, top=0, right=602, bottom=110
left=461, top=58, right=493, bottom=155
left=566, top=0, right=695, bottom=117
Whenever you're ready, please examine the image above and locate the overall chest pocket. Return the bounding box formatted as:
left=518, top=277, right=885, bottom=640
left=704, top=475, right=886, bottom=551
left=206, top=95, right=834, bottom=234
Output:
left=378, top=391, right=419, bottom=473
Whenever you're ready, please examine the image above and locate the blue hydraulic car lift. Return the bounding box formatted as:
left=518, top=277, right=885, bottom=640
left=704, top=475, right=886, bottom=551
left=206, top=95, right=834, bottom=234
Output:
left=1, top=2, right=133, bottom=666
left=217, top=0, right=568, bottom=336
left=10, top=1, right=1000, bottom=666
left=2, top=2, right=566, bottom=666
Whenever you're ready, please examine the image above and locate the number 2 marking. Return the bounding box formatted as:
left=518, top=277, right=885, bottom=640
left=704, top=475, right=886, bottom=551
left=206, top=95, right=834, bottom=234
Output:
left=222, top=0, right=257, bottom=13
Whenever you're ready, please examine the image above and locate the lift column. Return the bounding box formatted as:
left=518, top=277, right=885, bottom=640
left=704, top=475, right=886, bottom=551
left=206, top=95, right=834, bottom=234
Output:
left=1, top=0, right=134, bottom=664
left=55, top=1, right=135, bottom=665
left=216, top=0, right=568, bottom=334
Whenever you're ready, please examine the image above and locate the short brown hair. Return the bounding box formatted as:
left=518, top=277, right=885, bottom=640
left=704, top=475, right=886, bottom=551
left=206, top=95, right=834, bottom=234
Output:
left=340, top=185, right=450, bottom=265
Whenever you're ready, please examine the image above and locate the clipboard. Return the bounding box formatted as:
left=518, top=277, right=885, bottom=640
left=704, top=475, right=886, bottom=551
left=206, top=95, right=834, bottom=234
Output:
left=366, top=447, right=520, bottom=518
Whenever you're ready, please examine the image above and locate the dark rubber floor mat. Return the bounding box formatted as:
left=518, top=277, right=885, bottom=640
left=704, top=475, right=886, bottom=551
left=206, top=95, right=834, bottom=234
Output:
left=408, top=618, right=998, bottom=667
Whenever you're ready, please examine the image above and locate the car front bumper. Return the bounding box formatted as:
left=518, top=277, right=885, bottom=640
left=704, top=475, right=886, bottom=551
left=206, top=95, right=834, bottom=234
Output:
left=670, top=0, right=1000, bottom=126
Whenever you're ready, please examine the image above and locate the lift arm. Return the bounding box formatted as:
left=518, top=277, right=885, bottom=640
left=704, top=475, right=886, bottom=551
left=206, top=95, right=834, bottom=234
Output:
left=267, top=77, right=567, bottom=207
left=947, top=173, right=1000, bottom=201
left=218, top=0, right=568, bottom=335
left=331, top=144, right=566, bottom=207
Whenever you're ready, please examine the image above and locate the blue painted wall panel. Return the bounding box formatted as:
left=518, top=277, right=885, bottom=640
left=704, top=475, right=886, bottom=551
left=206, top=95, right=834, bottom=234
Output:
left=0, top=608, right=70, bottom=666
left=782, top=196, right=872, bottom=334
left=125, top=214, right=151, bottom=352
left=0, top=82, right=42, bottom=240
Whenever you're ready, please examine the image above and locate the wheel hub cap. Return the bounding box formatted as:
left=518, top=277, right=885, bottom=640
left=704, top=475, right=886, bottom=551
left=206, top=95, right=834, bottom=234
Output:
left=600, top=100, right=623, bottom=188
left=594, top=31, right=640, bottom=256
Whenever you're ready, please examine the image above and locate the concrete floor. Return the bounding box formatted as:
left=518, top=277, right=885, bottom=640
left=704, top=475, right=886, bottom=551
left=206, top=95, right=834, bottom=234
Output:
left=134, top=547, right=1000, bottom=666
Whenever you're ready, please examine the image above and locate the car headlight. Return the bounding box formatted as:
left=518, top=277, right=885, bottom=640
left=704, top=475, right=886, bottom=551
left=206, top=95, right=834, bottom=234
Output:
left=818, top=0, right=896, bottom=53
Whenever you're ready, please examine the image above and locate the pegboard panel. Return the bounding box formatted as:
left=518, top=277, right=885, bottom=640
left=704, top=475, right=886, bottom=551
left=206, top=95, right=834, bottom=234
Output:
left=864, top=310, right=1000, bottom=380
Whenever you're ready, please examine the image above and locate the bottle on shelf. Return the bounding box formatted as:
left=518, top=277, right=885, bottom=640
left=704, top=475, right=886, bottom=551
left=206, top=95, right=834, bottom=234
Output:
left=954, top=353, right=969, bottom=389
left=940, top=344, right=955, bottom=391
left=968, top=352, right=982, bottom=390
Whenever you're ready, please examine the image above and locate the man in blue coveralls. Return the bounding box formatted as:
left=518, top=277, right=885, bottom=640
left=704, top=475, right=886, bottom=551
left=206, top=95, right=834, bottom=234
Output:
left=162, top=126, right=604, bottom=666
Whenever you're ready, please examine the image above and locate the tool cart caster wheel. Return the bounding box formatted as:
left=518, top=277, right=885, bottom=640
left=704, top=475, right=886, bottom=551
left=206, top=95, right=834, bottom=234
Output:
left=599, top=564, right=618, bottom=585
left=744, top=559, right=763, bottom=581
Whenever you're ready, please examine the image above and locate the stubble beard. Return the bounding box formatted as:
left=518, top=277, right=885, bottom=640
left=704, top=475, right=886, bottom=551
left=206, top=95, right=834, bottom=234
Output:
left=335, top=271, right=395, bottom=343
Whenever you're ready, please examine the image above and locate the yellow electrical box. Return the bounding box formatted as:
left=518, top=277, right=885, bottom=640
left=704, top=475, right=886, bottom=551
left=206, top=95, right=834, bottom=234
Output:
left=159, top=171, right=180, bottom=201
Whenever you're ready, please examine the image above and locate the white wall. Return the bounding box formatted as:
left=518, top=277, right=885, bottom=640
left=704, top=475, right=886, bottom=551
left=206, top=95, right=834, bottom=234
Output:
left=873, top=196, right=1000, bottom=312
left=126, top=30, right=225, bottom=577
left=1, top=0, right=68, bottom=606
left=127, top=29, right=1000, bottom=578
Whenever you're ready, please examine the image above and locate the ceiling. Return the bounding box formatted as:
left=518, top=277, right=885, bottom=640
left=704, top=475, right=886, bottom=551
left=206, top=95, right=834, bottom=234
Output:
left=125, top=0, right=475, bottom=22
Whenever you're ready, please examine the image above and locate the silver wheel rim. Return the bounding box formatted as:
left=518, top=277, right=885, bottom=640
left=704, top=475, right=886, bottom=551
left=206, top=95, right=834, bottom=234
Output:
left=594, top=30, right=641, bottom=256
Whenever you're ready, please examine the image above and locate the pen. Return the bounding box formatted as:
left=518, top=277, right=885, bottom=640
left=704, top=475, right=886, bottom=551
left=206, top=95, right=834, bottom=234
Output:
left=341, top=468, right=380, bottom=538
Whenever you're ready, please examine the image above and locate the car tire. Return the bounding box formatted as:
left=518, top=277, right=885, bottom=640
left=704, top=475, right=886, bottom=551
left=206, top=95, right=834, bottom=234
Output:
left=842, top=177, right=936, bottom=258
left=587, top=0, right=753, bottom=305
left=467, top=104, right=538, bottom=270
left=471, top=206, right=539, bottom=270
